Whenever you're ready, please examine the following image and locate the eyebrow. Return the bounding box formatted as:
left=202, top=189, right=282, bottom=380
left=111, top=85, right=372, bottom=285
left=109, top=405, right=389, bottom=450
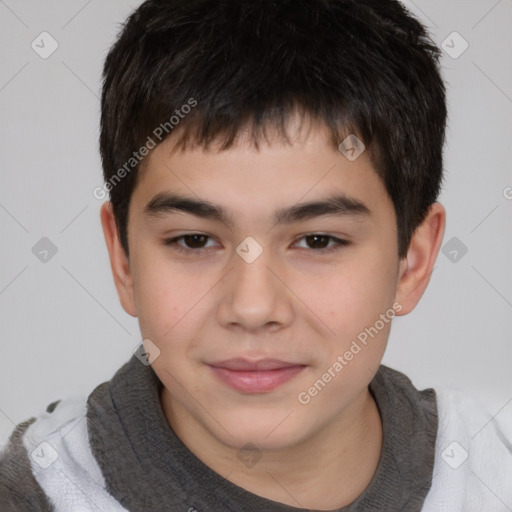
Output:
left=143, top=192, right=371, bottom=229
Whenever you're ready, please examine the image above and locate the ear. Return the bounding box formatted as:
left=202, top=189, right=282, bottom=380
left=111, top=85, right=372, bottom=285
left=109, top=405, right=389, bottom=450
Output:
left=100, top=202, right=137, bottom=317
left=395, top=202, right=446, bottom=315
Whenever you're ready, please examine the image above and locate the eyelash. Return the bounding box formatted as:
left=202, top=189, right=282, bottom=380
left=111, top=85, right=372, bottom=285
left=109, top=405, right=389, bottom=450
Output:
left=162, top=233, right=349, bottom=256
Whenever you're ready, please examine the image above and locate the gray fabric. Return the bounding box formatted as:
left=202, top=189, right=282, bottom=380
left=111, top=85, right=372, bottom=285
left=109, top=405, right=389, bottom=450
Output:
left=0, top=417, right=54, bottom=512
left=87, top=356, right=438, bottom=511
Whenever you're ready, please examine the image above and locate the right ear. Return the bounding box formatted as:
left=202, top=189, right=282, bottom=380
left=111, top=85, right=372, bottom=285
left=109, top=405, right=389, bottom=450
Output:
left=100, top=202, right=137, bottom=317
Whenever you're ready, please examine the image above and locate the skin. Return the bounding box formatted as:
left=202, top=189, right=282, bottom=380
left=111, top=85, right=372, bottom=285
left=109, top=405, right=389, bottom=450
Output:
left=101, top=117, right=445, bottom=509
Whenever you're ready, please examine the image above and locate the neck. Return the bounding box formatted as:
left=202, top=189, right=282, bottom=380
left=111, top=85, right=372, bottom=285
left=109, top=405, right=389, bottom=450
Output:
left=161, top=388, right=382, bottom=510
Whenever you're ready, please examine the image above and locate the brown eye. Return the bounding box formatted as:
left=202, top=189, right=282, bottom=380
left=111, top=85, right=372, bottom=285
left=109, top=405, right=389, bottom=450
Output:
left=305, top=234, right=330, bottom=249
left=163, top=233, right=219, bottom=254
left=294, top=234, right=349, bottom=253
left=182, top=234, right=209, bottom=248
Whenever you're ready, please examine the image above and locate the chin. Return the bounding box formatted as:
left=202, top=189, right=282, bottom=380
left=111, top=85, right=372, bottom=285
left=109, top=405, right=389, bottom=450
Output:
left=213, top=411, right=313, bottom=452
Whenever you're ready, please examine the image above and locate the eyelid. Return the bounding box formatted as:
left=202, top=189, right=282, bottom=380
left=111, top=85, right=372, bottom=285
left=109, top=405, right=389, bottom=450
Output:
left=163, top=233, right=220, bottom=252
left=162, top=232, right=350, bottom=255
left=293, top=233, right=349, bottom=251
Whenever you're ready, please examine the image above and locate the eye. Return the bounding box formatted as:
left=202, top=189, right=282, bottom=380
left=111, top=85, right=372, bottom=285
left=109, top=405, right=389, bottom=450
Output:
left=293, top=234, right=349, bottom=253
left=163, top=232, right=349, bottom=256
left=163, top=233, right=219, bottom=254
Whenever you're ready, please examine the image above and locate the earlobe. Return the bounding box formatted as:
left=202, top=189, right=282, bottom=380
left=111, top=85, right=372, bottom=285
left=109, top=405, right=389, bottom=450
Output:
left=395, top=202, right=446, bottom=315
left=100, top=202, right=138, bottom=317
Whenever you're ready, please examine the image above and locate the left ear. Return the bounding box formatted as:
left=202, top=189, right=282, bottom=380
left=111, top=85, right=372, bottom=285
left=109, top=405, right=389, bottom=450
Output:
left=395, top=202, right=446, bottom=315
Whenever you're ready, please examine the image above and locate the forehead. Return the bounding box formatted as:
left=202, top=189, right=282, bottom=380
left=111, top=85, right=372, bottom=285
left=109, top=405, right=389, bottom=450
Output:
left=131, top=120, right=393, bottom=231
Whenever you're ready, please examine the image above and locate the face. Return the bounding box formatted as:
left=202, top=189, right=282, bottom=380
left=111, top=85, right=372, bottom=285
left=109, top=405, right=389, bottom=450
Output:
left=115, top=121, right=405, bottom=452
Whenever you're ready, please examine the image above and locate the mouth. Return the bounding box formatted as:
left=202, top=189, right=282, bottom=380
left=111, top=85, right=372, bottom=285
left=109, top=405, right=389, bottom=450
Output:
left=207, top=358, right=307, bottom=393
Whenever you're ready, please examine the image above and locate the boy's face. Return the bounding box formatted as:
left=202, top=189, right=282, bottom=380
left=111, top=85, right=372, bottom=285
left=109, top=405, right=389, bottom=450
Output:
left=107, top=121, right=413, bottom=451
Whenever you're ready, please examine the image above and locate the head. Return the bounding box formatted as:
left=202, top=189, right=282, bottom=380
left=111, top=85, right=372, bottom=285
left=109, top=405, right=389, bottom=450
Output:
left=100, top=0, right=446, bottom=451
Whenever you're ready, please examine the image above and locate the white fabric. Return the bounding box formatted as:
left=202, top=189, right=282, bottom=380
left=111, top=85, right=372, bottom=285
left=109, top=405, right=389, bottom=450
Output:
left=22, top=395, right=128, bottom=512
left=423, top=389, right=512, bottom=511
left=22, top=389, right=512, bottom=511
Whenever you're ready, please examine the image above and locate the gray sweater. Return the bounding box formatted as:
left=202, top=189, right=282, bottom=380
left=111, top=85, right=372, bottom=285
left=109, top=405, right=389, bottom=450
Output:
left=0, top=357, right=438, bottom=511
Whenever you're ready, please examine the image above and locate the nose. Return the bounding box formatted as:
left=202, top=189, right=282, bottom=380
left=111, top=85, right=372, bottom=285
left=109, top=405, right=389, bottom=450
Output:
left=216, top=245, right=294, bottom=333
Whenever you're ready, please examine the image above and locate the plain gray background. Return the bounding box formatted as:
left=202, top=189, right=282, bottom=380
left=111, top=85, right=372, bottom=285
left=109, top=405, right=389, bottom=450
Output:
left=1, top=0, right=511, bottom=447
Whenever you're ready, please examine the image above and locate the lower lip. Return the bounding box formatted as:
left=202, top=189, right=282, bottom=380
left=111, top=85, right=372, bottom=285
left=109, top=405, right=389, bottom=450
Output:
left=209, top=365, right=306, bottom=393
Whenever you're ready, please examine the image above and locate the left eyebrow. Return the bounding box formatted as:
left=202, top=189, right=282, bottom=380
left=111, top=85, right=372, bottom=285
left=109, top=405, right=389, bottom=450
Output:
left=273, top=194, right=371, bottom=226
left=143, top=192, right=371, bottom=229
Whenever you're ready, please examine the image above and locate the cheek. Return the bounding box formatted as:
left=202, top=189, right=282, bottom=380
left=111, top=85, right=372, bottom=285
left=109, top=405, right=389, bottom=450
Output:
left=323, top=259, right=397, bottom=332
left=306, top=249, right=398, bottom=378
left=132, top=251, right=200, bottom=341
left=133, top=254, right=229, bottom=369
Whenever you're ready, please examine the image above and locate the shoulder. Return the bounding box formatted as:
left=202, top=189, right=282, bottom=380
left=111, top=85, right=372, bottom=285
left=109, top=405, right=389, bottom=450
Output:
left=0, top=414, right=53, bottom=511
left=423, top=388, right=512, bottom=511
left=0, top=394, right=127, bottom=512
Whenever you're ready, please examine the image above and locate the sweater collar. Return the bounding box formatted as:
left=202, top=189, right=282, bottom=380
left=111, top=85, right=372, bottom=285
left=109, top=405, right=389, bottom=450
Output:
left=87, top=355, right=437, bottom=511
